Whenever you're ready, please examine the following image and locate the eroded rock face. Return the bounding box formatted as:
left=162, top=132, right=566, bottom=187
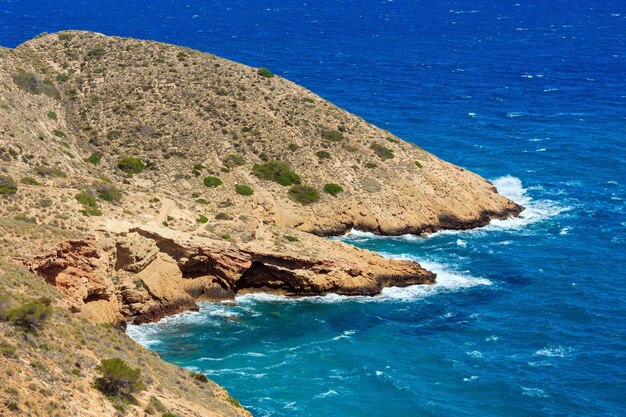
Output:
left=19, top=227, right=435, bottom=324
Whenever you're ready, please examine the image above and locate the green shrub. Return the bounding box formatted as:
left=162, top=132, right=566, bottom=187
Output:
left=235, top=184, right=254, bottom=196
left=190, top=371, right=209, bottom=383
left=285, top=235, right=299, bottom=242
left=163, top=413, right=177, bottom=417
left=34, top=165, right=66, bottom=177
left=287, top=143, right=299, bottom=151
left=223, top=154, right=245, bottom=168
left=86, top=152, right=103, bottom=165
left=12, top=70, right=59, bottom=98
left=87, top=48, right=106, bottom=57
left=195, top=198, right=209, bottom=205
left=52, top=129, right=65, bottom=138
left=20, top=177, right=40, bottom=186
left=76, top=191, right=102, bottom=216
left=226, top=396, right=243, bottom=409
left=117, top=156, right=145, bottom=174
left=47, top=111, right=57, bottom=120
left=0, top=175, right=17, bottom=195
left=415, top=160, right=423, bottom=168
left=364, top=162, right=377, bottom=169
left=370, top=142, right=394, bottom=160
left=56, top=74, right=69, bottom=82
left=107, top=130, right=121, bottom=140
left=323, top=183, right=343, bottom=197
left=59, top=141, right=70, bottom=149
left=302, top=97, right=314, bottom=103
left=96, top=182, right=122, bottom=202
left=193, top=163, right=204, bottom=171
left=1, top=298, right=52, bottom=332
left=321, top=130, right=344, bottom=142
left=288, top=185, right=320, bottom=205
left=203, top=176, right=223, bottom=188
left=94, top=358, right=145, bottom=399
left=197, top=215, right=208, bottom=223
left=316, top=150, right=331, bottom=159
left=257, top=67, right=275, bottom=78
left=252, top=160, right=301, bottom=186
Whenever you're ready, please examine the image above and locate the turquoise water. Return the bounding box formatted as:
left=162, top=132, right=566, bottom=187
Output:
left=4, top=1, right=625, bottom=415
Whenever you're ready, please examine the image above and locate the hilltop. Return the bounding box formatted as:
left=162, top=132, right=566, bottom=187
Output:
left=0, top=31, right=522, bottom=416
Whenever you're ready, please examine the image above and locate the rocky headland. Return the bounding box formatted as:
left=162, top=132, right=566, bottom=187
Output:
left=0, top=31, right=522, bottom=416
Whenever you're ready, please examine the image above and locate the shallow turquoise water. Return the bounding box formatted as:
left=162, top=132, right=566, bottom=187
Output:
left=4, top=0, right=625, bottom=415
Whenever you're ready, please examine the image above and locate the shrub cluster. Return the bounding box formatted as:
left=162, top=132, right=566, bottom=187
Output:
left=223, top=154, right=245, bottom=168
left=0, top=175, right=17, bottom=195
left=252, top=160, right=301, bottom=186
left=117, top=156, right=145, bottom=174
left=203, top=176, right=223, bottom=188
left=321, top=130, right=344, bottom=142
left=1, top=298, right=52, bottom=332
left=370, top=142, right=394, bottom=160
left=235, top=184, right=254, bottom=196
left=316, top=150, right=331, bottom=159
left=76, top=191, right=102, bottom=216
left=34, top=165, right=66, bottom=178
left=257, top=67, right=275, bottom=78
left=323, top=183, right=343, bottom=197
left=94, top=358, right=145, bottom=399
left=86, top=152, right=103, bottom=165
left=288, top=185, right=320, bottom=205
left=96, top=182, right=122, bottom=202
left=20, top=177, right=40, bottom=186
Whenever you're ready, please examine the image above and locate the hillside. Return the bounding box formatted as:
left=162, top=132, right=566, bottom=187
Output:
left=0, top=31, right=522, bottom=416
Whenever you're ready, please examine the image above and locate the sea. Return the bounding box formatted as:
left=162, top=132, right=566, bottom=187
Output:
left=2, top=1, right=625, bottom=416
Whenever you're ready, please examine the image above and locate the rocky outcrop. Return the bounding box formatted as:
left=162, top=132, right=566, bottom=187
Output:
left=19, top=225, right=436, bottom=324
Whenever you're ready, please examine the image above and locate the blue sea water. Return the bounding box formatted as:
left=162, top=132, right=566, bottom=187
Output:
left=3, top=1, right=625, bottom=416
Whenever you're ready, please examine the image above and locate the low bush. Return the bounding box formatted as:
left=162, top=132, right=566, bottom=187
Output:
left=12, top=70, right=59, bottom=98
left=20, top=177, right=40, bottom=186
left=364, top=162, right=377, bottom=169
left=76, top=191, right=102, bottom=216
left=285, top=235, right=299, bottom=242
left=52, top=129, right=65, bottom=138
left=316, top=151, right=331, bottom=160
left=47, top=111, right=57, bottom=120
left=1, top=298, right=52, bottom=332
left=94, top=358, right=145, bottom=399
left=287, top=143, right=299, bottom=151
left=415, top=160, right=423, bottom=168
left=117, top=156, right=145, bottom=174
left=227, top=396, right=243, bottom=409
left=203, top=176, right=223, bottom=188
left=252, top=160, right=301, bottom=186
left=96, top=182, right=122, bottom=202
left=323, top=183, right=343, bottom=197
left=288, top=185, right=320, bottom=205
left=197, top=215, right=208, bottom=223
left=56, top=74, right=69, bottom=82
left=190, top=371, right=209, bottom=383
left=223, top=154, right=245, bottom=168
left=235, top=184, right=254, bottom=196
left=0, top=175, right=17, bottom=195
left=215, top=212, right=233, bottom=220
left=34, top=165, right=66, bottom=177
left=87, top=48, right=106, bottom=57
left=370, top=142, right=394, bottom=160
left=257, top=67, right=275, bottom=78
left=321, top=130, right=344, bottom=142
left=86, top=152, right=103, bottom=165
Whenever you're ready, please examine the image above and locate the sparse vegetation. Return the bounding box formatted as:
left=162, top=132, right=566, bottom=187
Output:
left=0, top=175, right=17, bottom=195
left=1, top=298, right=52, bottom=332
left=34, top=165, right=66, bottom=177
left=95, top=182, right=122, bottom=202
left=52, top=129, right=66, bottom=137
left=257, top=67, right=275, bottom=78
left=288, top=185, right=320, bottom=205
left=323, top=183, right=343, bottom=197
left=20, top=177, right=40, bottom=186
left=203, top=176, right=223, bottom=188
left=252, top=160, right=301, bottom=186
left=87, top=48, right=106, bottom=57
left=47, top=111, right=57, bottom=120
left=316, top=150, right=331, bottom=159
left=226, top=396, right=243, bottom=409
left=56, top=73, right=69, bottom=82
left=364, top=162, right=377, bottom=169
left=86, top=151, right=103, bottom=165
left=321, top=129, right=344, bottom=142
left=12, top=70, right=59, bottom=98
left=288, top=143, right=299, bottom=151
left=190, top=371, right=209, bottom=383
left=223, top=154, right=245, bottom=168
left=370, top=142, right=394, bottom=160
left=94, top=358, right=145, bottom=400
left=117, top=156, right=145, bottom=174
left=285, top=235, right=299, bottom=242
left=415, top=160, right=423, bottom=168
left=235, top=184, right=254, bottom=196
left=197, top=215, right=208, bottom=223
left=76, top=191, right=102, bottom=216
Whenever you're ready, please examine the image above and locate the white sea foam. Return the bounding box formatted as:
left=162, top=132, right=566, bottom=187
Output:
left=535, top=345, right=573, bottom=358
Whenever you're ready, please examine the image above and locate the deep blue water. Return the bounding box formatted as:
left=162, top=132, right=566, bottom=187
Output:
left=3, top=1, right=625, bottom=416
